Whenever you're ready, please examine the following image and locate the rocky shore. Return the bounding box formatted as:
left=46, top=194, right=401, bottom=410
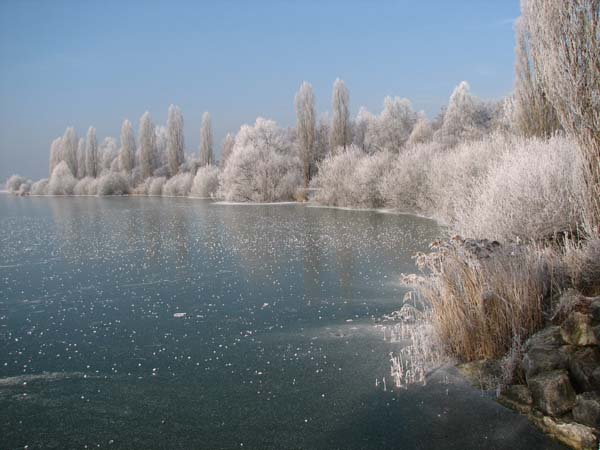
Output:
left=496, top=290, right=599, bottom=449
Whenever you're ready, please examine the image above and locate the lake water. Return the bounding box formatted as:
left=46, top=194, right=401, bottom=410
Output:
left=0, top=196, right=565, bottom=449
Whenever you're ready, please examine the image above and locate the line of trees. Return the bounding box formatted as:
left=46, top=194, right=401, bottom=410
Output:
left=6, top=1, right=598, bottom=239
left=10, top=76, right=503, bottom=201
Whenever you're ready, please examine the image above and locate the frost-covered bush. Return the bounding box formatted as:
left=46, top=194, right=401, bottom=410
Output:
left=132, top=176, right=166, bottom=196
left=380, top=142, right=442, bottom=213
left=190, top=165, right=220, bottom=198
left=47, top=161, right=77, bottom=195
left=312, top=147, right=361, bottom=206
left=219, top=118, right=302, bottom=202
left=425, top=133, right=505, bottom=223
left=30, top=179, right=49, bottom=195
left=18, top=181, right=31, bottom=195
left=455, top=135, right=583, bottom=241
left=148, top=177, right=166, bottom=196
left=312, top=145, right=393, bottom=208
left=73, top=177, right=98, bottom=195
left=162, top=172, right=193, bottom=197
left=5, top=175, right=28, bottom=193
left=97, top=172, right=130, bottom=196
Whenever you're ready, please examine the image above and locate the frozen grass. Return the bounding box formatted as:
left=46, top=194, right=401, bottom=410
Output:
left=406, top=239, right=557, bottom=362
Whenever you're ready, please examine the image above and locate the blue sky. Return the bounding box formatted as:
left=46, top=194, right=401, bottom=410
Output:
left=0, top=0, right=520, bottom=180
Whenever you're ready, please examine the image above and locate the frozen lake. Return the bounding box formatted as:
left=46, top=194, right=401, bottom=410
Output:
left=0, top=196, right=564, bottom=449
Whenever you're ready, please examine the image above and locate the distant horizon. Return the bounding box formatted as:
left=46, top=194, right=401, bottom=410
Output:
left=0, top=0, right=519, bottom=180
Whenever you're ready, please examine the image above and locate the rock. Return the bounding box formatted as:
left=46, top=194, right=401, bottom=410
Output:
left=591, top=298, right=600, bottom=324
left=528, top=370, right=576, bottom=417
left=561, top=311, right=598, bottom=346
left=573, top=392, right=600, bottom=429
left=456, top=359, right=501, bottom=391
left=497, top=384, right=533, bottom=414
left=530, top=411, right=599, bottom=450
left=567, top=347, right=600, bottom=392
left=522, top=326, right=568, bottom=380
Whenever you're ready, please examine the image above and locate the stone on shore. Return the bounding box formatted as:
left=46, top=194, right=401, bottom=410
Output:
left=528, top=370, right=576, bottom=417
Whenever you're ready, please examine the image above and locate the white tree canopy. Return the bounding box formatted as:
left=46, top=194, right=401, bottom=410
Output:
left=199, top=112, right=214, bottom=167
left=119, top=119, right=136, bottom=174
left=330, top=78, right=351, bottom=150
left=85, top=126, right=98, bottom=178
left=167, top=105, right=185, bottom=177
left=139, top=112, right=157, bottom=179
left=295, top=81, right=316, bottom=187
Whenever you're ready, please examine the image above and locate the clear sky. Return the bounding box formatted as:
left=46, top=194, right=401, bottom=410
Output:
left=0, top=0, right=520, bottom=180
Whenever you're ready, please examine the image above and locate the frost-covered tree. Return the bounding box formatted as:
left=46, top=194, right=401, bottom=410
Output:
left=219, top=118, right=302, bottom=202
left=76, top=138, right=86, bottom=179
left=220, top=133, right=235, bottom=168
left=119, top=119, right=136, bottom=174
left=199, top=112, right=214, bottom=166
left=366, top=97, right=417, bottom=152
left=523, top=0, right=600, bottom=234
left=353, top=107, right=375, bottom=153
left=295, top=81, right=316, bottom=187
left=139, top=112, right=157, bottom=179
left=167, top=105, right=185, bottom=177
left=48, top=161, right=77, bottom=195
left=97, top=137, right=118, bottom=174
left=315, top=114, right=331, bottom=163
left=61, top=127, right=79, bottom=177
left=49, top=137, right=63, bottom=176
left=407, top=113, right=434, bottom=147
left=85, top=127, right=98, bottom=178
left=154, top=125, right=168, bottom=170
left=330, top=78, right=351, bottom=150
left=512, top=16, right=560, bottom=137
left=435, top=82, right=494, bottom=145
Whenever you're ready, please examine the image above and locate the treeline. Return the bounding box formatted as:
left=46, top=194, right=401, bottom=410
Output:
left=6, top=78, right=504, bottom=201
left=7, top=0, right=600, bottom=244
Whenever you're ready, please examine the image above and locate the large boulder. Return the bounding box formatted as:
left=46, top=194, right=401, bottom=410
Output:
left=561, top=311, right=598, bottom=346
left=522, top=326, right=568, bottom=380
left=573, top=392, right=600, bottom=429
left=567, top=347, right=600, bottom=393
left=528, top=370, right=576, bottom=417
left=497, top=384, right=533, bottom=414
left=530, top=411, right=599, bottom=450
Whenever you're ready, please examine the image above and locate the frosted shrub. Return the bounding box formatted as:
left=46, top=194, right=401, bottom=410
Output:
left=47, top=161, right=77, bottom=195
left=148, top=177, right=166, bottom=196
left=380, top=142, right=441, bottom=213
left=456, top=135, right=583, bottom=241
left=134, top=176, right=167, bottom=196
left=426, top=133, right=507, bottom=224
left=97, top=172, right=130, bottom=196
left=74, top=177, right=98, bottom=195
left=219, top=118, right=302, bottom=202
left=5, top=175, right=28, bottom=193
left=312, top=146, right=363, bottom=207
left=162, top=172, right=193, bottom=197
left=312, top=146, right=394, bottom=208
left=190, top=165, right=220, bottom=198
left=353, top=150, right=394, bottom=207
left=18, top=181, right=31, bottom=195
left=30, top=179, right=49, bottom=195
